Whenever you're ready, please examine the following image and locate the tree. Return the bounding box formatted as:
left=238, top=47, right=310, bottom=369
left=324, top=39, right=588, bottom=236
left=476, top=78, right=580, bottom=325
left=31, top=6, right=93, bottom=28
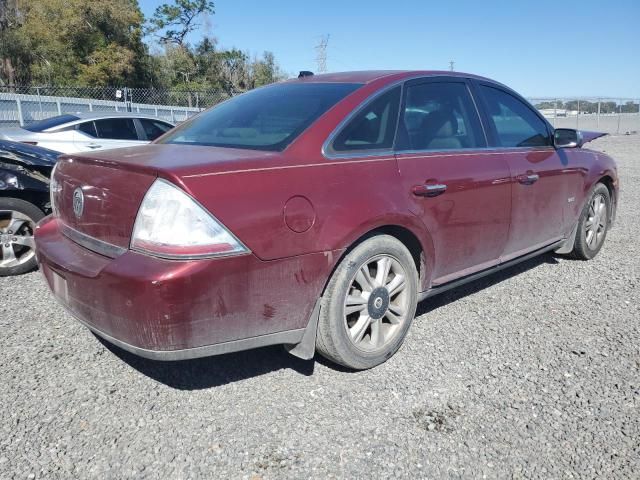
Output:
left=0, top=0, right=151, bottom=86
left=252, top=51, right=284, bottom=88
left=148, top=0, right=215, bottom=46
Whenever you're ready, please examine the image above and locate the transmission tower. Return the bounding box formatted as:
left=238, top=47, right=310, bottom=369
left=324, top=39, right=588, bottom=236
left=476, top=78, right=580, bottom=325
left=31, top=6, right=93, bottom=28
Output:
left=315, top=35, right=330, bottom=73
left=449, top=60, right=455, bottom=72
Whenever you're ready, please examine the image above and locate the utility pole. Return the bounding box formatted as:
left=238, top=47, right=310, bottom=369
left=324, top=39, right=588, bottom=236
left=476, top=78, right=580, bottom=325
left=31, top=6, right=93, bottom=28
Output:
left=449, top=60, right=455, bottom=72
left=315, top=35, right=330, bottom=73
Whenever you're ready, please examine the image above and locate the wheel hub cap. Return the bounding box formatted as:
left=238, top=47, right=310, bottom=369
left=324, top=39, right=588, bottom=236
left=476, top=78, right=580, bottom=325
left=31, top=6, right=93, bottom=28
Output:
left=368, top=287, right=390, bottom=319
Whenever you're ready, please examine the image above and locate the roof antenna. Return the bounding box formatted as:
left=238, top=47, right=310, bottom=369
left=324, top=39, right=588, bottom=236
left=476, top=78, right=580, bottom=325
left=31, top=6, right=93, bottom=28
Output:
left=298, top=71, right=314, bottom=78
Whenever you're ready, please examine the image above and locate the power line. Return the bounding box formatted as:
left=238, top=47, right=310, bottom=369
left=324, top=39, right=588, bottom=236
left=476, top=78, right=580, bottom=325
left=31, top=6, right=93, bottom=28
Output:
left=315, top=34, right=330, bottom=73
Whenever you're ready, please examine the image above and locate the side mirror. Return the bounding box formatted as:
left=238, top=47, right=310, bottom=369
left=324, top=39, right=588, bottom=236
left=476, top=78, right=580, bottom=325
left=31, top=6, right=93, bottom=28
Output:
left=554, top=128, right=583, bottom=148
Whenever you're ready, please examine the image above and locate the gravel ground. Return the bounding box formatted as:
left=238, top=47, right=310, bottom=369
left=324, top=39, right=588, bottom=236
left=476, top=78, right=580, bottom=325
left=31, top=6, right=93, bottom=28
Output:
left=1, top=135, right=639, bottom=479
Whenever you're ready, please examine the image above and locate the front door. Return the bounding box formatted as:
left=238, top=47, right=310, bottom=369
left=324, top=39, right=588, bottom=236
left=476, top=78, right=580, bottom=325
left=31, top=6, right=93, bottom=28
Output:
left=474, top=83, right=569, bottom=261
left=395, top=78, right=512, bottom=285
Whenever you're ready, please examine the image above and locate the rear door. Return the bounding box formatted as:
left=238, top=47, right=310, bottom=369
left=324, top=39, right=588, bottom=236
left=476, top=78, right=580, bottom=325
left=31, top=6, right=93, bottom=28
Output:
left=473, top=82, right=570, bottom=261
left=395, top=78, right=512, bottom=285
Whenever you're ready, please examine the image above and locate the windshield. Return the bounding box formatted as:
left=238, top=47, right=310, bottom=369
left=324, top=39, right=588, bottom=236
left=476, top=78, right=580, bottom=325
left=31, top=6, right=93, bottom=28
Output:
left=159, top=82, right=362, bottom=151
left=23, top=114, right=80, bottom=132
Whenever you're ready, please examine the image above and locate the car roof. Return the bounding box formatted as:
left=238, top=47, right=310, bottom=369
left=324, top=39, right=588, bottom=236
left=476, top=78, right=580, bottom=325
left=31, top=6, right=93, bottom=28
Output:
left=72, top=112, right=174, bottom=122
left=290, top=70, right=497, bottom=85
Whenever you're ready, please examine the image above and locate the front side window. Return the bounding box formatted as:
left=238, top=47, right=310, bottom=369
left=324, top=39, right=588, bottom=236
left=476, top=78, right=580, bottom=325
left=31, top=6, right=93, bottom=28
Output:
left=479, top=86, right=551, bottom=147
left=397, top=82, right=484, bottom=151
left=94, top=118, right=139, bottom=140
left=160, top=83, right=361, bottom=151
left=331, top=86, right=401, bottom=152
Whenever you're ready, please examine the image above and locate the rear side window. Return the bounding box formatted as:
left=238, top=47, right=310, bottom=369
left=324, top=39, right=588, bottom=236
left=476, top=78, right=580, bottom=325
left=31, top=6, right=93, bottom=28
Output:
left=479, top=86, right=551, bottom=147
left=332, top=86, right=401, bottom=152
left=94, top=118, right=139, bottom=141
left=139, top=119, right=172, bottom=140
left=160, top=83, right=361, bottom=151
left=397, top=82, right=485, bottom=151
left=77, top=121, right=97, bottom=138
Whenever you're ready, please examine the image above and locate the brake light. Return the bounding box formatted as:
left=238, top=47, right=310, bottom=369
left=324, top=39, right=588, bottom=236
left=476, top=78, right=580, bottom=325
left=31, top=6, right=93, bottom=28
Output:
left=130, top=179, right=249, bottom=259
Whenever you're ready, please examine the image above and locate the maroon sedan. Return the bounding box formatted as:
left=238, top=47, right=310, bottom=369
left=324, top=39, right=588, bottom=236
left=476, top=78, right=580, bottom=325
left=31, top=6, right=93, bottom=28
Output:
left=35, top=71, right=618, bottom=370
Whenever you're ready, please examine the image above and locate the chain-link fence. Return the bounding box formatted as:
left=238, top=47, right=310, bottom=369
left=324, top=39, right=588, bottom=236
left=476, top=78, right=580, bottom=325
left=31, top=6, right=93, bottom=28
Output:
left=0, top=86, right=232, bottom=127
left=527, top=97, right=640, bottom=135
left=1, top=86, right=639, bottom=135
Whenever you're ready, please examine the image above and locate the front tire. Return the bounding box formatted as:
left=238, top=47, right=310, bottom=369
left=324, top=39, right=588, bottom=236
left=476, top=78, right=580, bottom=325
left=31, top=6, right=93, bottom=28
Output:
left=0, top=198, right=44, bottom=277
left=316, top=235, right=419, bottom=370
left=569, top=183, right=611, bottom=260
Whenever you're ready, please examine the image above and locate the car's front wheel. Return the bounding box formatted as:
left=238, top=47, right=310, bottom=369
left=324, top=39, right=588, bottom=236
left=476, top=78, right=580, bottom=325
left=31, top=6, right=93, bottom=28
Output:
left=569, top=183, right=611, bottom=260
left=0, top=198, right=44, bottom=277
left=316, top=235, right=419, bottom=370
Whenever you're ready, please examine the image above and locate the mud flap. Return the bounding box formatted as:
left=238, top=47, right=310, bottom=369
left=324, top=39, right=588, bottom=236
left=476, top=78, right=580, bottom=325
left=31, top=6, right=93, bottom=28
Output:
left=555, top=219, right=579, bottom=254
left=284, top=299, right=320, bottom=360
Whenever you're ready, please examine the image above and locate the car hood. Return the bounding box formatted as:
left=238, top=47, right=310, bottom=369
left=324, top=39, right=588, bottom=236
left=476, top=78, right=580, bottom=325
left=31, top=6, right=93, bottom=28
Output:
left=581, top=131, right=607, bottom=144
left=0, top=140, right=61, bottom=169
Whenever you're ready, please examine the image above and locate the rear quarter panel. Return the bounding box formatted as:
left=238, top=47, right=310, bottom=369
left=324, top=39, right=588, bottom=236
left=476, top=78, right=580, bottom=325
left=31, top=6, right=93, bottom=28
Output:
left=178, top=155, right=420, bottom=259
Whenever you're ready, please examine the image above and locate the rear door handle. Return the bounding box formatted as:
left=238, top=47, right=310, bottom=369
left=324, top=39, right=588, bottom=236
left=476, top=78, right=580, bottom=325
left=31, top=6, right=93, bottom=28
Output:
left=87, top=143, right=102, bottom=149
left=517, top=173, right=539, bottom=185
left=412, top=183, right=447, bottom=197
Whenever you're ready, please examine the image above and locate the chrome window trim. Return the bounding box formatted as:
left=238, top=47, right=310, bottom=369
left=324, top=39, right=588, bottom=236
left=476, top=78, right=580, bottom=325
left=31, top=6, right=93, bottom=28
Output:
left=322, top=75, right=430, bottom=160
left=60, top=223, right=127, bottom=258
left=321, top=74, right=554, bottom=161
left=394, top=145, right=556, bottom=156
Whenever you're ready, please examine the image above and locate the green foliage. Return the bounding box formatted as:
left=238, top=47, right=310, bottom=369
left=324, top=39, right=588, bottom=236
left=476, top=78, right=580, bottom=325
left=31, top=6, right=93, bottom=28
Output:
left=0, top=0, right=286, bottom=91
left=148, top=0, right=215, bottom=46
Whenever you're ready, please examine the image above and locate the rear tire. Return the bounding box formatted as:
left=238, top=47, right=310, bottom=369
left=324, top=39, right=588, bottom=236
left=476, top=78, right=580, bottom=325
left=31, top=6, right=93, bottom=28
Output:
left=316, top=235, right=419, bottom=370
left=0, top=198, right=44, bottom=277
left=568, top=183, right=610, bottom=260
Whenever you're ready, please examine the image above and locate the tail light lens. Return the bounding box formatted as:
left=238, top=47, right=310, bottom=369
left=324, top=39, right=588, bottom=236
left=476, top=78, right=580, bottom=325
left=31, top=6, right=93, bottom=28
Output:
left=131, top=179, right=249, bottom=259
left=49, top=162, right=60, bottom=216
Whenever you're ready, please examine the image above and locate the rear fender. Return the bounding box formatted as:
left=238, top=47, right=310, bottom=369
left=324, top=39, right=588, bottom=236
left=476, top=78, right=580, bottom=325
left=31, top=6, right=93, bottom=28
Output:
left=333, top=212, right=436, bottom=292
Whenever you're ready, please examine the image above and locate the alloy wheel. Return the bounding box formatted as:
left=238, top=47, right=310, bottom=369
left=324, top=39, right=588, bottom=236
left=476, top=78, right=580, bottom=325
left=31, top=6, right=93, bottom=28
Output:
left=0, top=210, right=36, bottom=269
left=585, top=193, right=607, bottom=250
left=343, top=254, right=411, bottom=351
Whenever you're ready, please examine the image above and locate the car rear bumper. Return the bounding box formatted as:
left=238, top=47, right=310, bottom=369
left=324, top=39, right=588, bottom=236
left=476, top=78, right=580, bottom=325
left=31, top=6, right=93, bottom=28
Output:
left=35, top=216, right=335, bottom=360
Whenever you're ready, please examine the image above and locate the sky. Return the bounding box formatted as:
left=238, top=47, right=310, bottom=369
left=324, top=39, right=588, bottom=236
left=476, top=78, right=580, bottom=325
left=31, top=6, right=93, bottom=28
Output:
left=138, top=0, right=640, bottom=98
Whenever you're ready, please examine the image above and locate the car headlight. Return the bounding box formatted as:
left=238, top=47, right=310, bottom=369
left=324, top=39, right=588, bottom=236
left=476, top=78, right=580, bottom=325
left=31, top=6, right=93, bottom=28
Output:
left=131, top=179, right=249, bottom=259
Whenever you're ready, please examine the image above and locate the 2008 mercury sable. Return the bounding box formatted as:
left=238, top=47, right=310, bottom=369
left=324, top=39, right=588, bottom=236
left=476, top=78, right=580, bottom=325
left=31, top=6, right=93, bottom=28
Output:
left=35, top=71, right=618, bottom=370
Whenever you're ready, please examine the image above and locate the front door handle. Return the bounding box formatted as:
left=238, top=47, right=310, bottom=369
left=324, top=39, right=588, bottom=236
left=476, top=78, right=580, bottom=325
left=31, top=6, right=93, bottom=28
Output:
left=87, top=143, right=102, bottom=150
left=412, top=183, right=447, bottom=197
left=517, top=173, right=539, bottom=185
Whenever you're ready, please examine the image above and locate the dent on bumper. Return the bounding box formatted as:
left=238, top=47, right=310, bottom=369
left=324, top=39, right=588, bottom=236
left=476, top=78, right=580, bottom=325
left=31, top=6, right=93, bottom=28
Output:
left=36, top=217, right=335, bottom=358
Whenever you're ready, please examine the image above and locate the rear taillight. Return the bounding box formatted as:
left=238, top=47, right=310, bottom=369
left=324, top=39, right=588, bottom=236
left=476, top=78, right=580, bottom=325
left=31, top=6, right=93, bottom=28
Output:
left=130, top=179, right=249, bottom=259
left=49, top=162, right=60, bottom=216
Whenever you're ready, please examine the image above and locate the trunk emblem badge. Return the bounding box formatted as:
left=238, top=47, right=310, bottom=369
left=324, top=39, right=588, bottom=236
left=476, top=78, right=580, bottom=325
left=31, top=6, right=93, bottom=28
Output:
left=73, top=188, right=85, bottom=218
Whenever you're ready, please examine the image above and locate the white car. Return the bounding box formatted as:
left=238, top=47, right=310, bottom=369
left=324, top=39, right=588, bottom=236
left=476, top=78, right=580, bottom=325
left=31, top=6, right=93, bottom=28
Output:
left=0, top=113, right=175, bottom=154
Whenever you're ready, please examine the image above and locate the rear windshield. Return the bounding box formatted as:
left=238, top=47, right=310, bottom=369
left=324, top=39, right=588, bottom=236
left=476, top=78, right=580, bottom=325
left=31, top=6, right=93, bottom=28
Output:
left=159, top=82, right=362, bottom=151
left=24, top=114, right=80, bottom=132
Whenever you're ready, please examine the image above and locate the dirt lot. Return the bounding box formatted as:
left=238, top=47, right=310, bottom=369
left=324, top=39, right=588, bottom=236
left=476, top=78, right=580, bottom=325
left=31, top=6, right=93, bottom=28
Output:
left=1, top=135, right=638, bottom=479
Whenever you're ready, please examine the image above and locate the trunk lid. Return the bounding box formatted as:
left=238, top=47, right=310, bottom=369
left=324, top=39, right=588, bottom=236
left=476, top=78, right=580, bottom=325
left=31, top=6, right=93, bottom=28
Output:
left=53, top=155, right=157, bottom=249
left=52, top=144, right=283, bottom=249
